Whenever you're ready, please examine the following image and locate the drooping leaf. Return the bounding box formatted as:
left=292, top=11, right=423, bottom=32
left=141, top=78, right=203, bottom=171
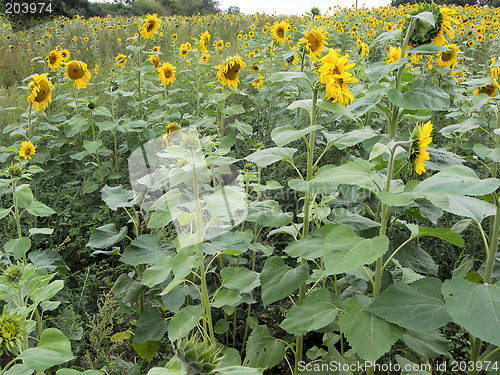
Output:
left=271, top=125, right=322, bottom=147
left=221, top=267, right=260, bottom=294
left=87, top=224, right=127, bottom=249
left=101, top=185, right=137, bottom=211
left=387, top=79, right=450, bottom=110
left=120, top=234, right=164, bottom=266
left=134, top=307, right=169, bottom=343
left=244, top=147, right=296, bottom=167
left=243, top=325, right=286, bottom=369
left=245, top=200, right=293, bottom=228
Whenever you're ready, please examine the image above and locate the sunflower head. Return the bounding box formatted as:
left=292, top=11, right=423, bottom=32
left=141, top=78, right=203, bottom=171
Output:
left=437, top=44, right=460, bottom=68
left=47, top=49, right=63, bottom=71
left=318, top=49, right=358, bottom=106
left=158, top=62, right=176, bottom=85
left=7, top=162, right=23, bottom=178
left=19, top=141, right=36, bottom=160
left=0, top=309, right=27, bottom=356
left=474, top=84, right=497, bottom=97
left=176, top=334, right=224, bottom=374
left=386, top=46, right=401, bottom=64
left=409, top=121, right=433, bottom=175
left=299, top=25, right=328, bottom=61
left=199, top=30, right=210, bottom=52
left=215, top=54, right=246, bottom=89
left=141, top=13, right=161, bottom=39
left=2, top=263, right=22, bottom=283
left=200, top=53, right=210, bottom=64
left=65, top=60, right=91, bottom=89
left=404, top=3, right=444, bottom=47
left=149, top=54, right=160, bottom=70
left=27, top=73, right=54, bottom=112
left=115, top=53, right=127, bottom=67
left=272, top=20, right=288, bottom=45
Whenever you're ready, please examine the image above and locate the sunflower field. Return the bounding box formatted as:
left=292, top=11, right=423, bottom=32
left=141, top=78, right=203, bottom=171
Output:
left=1, top=2, right=500, bottom=374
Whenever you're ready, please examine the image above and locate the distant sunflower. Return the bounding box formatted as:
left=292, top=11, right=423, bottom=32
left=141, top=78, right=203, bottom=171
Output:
left=251, top=74, right=264, bottom=88
left=27, top=73, right=54, bottom=112
left=162, top=122, right=180, bottom=148
left=0, top=310, right=27, bottom=355
left=179, top=42, right=191, bottom=58
left=386, top=46, right=401, bottom=64
left=149, top=54, right=160, bottom=70
left=299, top=25, right=328, bottom=61
left=19, top=141, right=36, bottom=160
left=65, top=60, right=91, bottom=89
left=141, top=13, right=160, bottom=39
left=410, top=121, right=433, bottom=175
left=474, top=84, right=497, bottom=97
left=437, top=44, right=460, bottom=68
left=59, top=48, right=70, bottom=61
left=200, top=53, right=210, bottom=64
left=115, top=53, right=127, bottom=66
left=272, top=20, right=288, bottom=45
left=47, top=49, right=63, bottom=71
left=158, top=62, right=176, bottom=85
left=199, top=30, right=210, bottom=52
left=215, top=54, right=246, bottom=89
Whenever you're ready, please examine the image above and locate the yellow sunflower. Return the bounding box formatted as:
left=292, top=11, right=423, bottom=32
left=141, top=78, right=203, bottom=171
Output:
left=27, top=73, right=54, bottom=112
left=200, top=53, right=210, bottom=64
left=158, top=62, right=176, bottom=85
left=272, top=20, right=288, bottom=45
left=215, top=54, right=246, bottom=89
left=411, top=121, right=433, bottom=175
left=199, top=30, right=210, bottom=52
left=140, top=13, right=160, bottom=39
left=19, top=141, right=36, bottom=160
left=179, top=42, right=191, bottom=58
left=149, top=54, right=160, bottom=70
left=64, top=60, right=91, bottom=89
left=437, top=44, right=460, bottom=68
left=474, top=84, right=497, bottom=97
left=162, top=122, right=180, bottom=148
left=58, top=47, right=70, bottom=61
left=432, top=6, right=459, bottom=46
left=251, top=74, right=264, bottom=88
left=318, top=49, right=358, bottom=106
left=47, top=49, right=63, bottom=71
left=115, top=53, right=127, bottom=66
left=299, top=25, right=328, bottom=61
left=359, top=42, right=369, bottom=58
left=386, top=46, right=401, bottom=64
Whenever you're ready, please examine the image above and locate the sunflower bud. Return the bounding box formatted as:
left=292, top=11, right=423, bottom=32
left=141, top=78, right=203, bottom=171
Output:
left=7, top=162, right=23, bottom=177
left=404, top=3, right=444, bottom=47
left=176, top=335, right=224, bottom=375
left=3, top=264, right=22, bottom=283
left=0, top=309, right=27, bottom=355
left=181, top=132, right=200, bottom=151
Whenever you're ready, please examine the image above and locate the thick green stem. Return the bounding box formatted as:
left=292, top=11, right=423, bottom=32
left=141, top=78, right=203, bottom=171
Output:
left=294, top=88, right=318, bottom=375
left=469, top=336, right=482, bottom=375
left=484, top=197, right=500, bottom=285
left=35, top=306, right=43, bottom=338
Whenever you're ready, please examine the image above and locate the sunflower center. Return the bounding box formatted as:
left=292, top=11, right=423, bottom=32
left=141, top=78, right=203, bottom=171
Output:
left=307, top=33, right=320, bottom=52
left=224, top=63, right=240, bottom=80
left=146, top=21, right=155, bottom=32
left=277, top=27, right=285, bottom=38
left=164, top=69, right=172, bottom=78
left=49, top=54, right=57, bottom=64
left=441, top=52, right=454, bottom=62
left=35, top=80, right=50, bottom=102
left=1, top=321, right=18, bottom=339
left=67, top=62, right=85, bottom=80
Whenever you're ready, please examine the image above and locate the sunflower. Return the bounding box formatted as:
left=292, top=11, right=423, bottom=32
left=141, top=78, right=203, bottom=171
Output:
left=95, top=65, right=99, bottom=75
left=27, top=73, right=54, bottom=112
left=359, top=42, right=369, bottom=58
left=272, top=20, right=288, bottom=45
left=65, top=60, right=91, bottom=89
left=299, top=25, right=328, bottom=61
left=172, top=34, right=178, bottom=40
left=474, top=84, right=497, bottom=97
left=251, top=74, right=264, bottom=88
left=162, top=122, right=180, bottom=148
left=215, top=54, right=246, bottom=89
left=199, top=30, right=210, bottom=52
left=179, top=42, right=191, bottom=58
left=252, top=62, right=261, bottom=73
left=432, top=6, right=458, bottom=45
left=285, top=51, right=299, bottom=66
left=19, top=141, right=36, bottom=160
left=214, top=39, right=224, bottom=50
left=0, top=309, right=27, bottom=355
left=318, top=49, right=358, bottom=106
left=149, top=54, right=160, bottom=70
left=141, top=13, right=160, bottom=39
left=115, top=53, right=127, bottom=66
left=437, top=44, right=460, bottom=68
left=386, top=46, right=401, bottom=64
left=158, top=62, right=176, bottom=85
left=47, top=49, right=63, bottom=71
left=200, top=53, right=210, bottom=64
left=410, top=121, right=433, bottom=175
left=410, top=53, right=423, bottom=64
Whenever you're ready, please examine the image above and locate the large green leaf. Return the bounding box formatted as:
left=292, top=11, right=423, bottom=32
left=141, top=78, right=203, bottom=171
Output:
left=204, top=186, right=246, bottom=219
left=20, top=328, right=74, bottom=371
left=168, top=305, right=203, bottom=342
left=216, top=367, right=263, bottom=375
left=132, top=341, right=161, bottom=362
left=317, top=100, right=355, bottom=120
left=4, top=365, right=34, bottom=375
left=271, top=125, right=322, bottom=147
left=313, top=159, right=377, bottom=192
left=387, top=79, right=450, bottom=110
left=323, top=226, right=389, bottom=275
left=244, top=147, right=296, bottom=167
left=135, top=307, right=169, bottom=343
left=280, top=289, right=339, bottom=336
left=441, top=195, right=497, bottom=223
left=101, top=185, right=137, bottom=211
left=4, top=237, right=31, bottom=259
left=440, top=117, right=486, bottom=138
left=284, top=226, right=331, bottom=260
left=245, top=200, right=293, bottom=228
left=119, top=234, right=164, bottom=266
left=442, top=279, right=500, bottom=346
left=366, top=278, right=450, bottom=330
left=402, top=330, right=450, bottom=358
left=339, top=298, right=405, bottom=362
left=26, top=201, right=56, bottom=217
left=260, top=257, right=309, bottom=306
left=414, top=166, right=500, bottom=196
left=142, top=253, right=173, bottom=287
left=13, top=185, right=33, bottom=208
left=365, top=58, right=408, bottom=82
left=221, top=267, right=260, bottom=294
left=323, top=127, right=378, bottom=150
left=406, top=224, right=464, bottom=247
left=212, top=289, right=242, bottom=308
left=243, top=325, right=286, bottom=369
left=87, top=223, right=127, bottom=249
left=474, top=143, right=500, bottom=163
left=30, top=279, right=64, bottom=305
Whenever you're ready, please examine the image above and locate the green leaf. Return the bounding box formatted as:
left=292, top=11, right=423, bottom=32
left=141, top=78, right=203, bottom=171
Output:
left=148, top=206, right=180, bottom=229
left=402, top=330, right=450, bottom=358
left=29, top=228, right=54, bottom=236
left=146, top=369, right=185, bottom=375
left=317, top=100, right=355, bottom=120
left=204, top=186, right=247, bottom=219
left=387, top=79, right=450, bottom=110
left=260, top=257, right=309, bottom=306
left=221, top=267, right=260, bottom=294
left=168, top=305, right=203, bottom=342
left=365, top=58, right=408, bottom=82
left=5, top=364, right=34, bottom=375
left=222, top=104, right=245, bottom=116
left=13, top=185, right=33, bottom=208
left=0, top=208, right=10, bottom=219
left=93, top=106, right=112, bottom=117
left=245, top=147, right=296, bottom=167
left=216, top=367, right=263, bottom=375
left=367, top=278, right=450, bottom=330
left=323, top=127, right=378, bottom=150
left=243, top=325, right=286, bottom=369
left=414, top=166, right=500, bottom=196
left=87, top=224, right=127, bottom=249
left=120, top=234, right=164, bottom=266
left=101, top=185, right=136, bottom=211
left=378, top=191, right=417, bottom=207
left=284, top=226, right=331, bottom=260
left=30, top=279, right=64, bottom=305
left=474, top=144, right=500, bottom=163
left=280, top=289, right=339, bottom=336
left=213, top=289, right=242, bottom=308
left=5, top=237, right=31, bottom=259
left=132, top=341, right=161, bottom=362
left=135, top=307, right=169, bottom=344
left=339, top=298, right=405, bottom=362
left=407, top=44, right=451, bottom=54
left=142, top=253, right=173, bottom=287
left=443, top=279, right=500, bottom=346
left=313, top=158, right=377, bottom=192
left=83, top=140, right=103, bottom=154
left=323, top=226, right=389, bottom=275
left=230, top=119, right=253, bottom=135
left=271, top=125, right=321, bottom=147
left=56, top=370, right=103, bottom=375
left=440, top=117, right=485, bottom=138
left=288, top=99, right=313, bottom=113
left=246, top=200, right=293, bottom=228
left=412, top=11, right=435, bottom=25
left=26, top=200, right=55, bottom=217
left=20, top=328, right=74, bottom=371
left=406, top=224, right=464, bottom=247
left=441, top=195, right=497, bottom=223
